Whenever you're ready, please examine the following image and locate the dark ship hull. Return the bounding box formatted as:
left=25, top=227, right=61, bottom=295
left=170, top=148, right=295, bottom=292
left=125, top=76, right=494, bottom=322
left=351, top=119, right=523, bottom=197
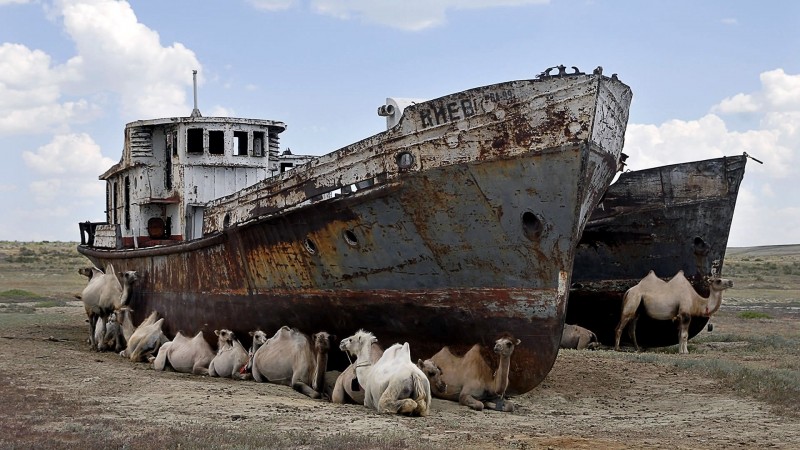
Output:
left=79, top=68, right=632, bottom=394
left=568, top=155, right=747, bottom=347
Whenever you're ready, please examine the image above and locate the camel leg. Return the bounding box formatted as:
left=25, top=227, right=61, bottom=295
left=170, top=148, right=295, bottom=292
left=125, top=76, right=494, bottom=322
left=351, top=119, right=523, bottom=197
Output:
left=459, top=392, right=485, bottom=411
left=331, top=374, right=348, bottom=404
left=152, top=342, right=171, bottom=371
left=192, top=365, right=209, bottom=376
left=87, top=314, right=99, bottom=350
left=577, top=334, right=590, bottom=350
left=377, top=380, right=418, bottom=414
left=484, top=397, right=515, bottom=412
left=292, top=380, right=322, bottom=399
left=615, top=291, right=642, bottom=351
left=629, top=316, right=640, bottom=352
left=677, top=313, right=691, bottom=354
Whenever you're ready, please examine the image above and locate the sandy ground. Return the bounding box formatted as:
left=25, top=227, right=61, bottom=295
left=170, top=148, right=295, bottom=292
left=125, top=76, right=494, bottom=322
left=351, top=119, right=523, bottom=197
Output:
left=1, top=302, right=798, bottom=449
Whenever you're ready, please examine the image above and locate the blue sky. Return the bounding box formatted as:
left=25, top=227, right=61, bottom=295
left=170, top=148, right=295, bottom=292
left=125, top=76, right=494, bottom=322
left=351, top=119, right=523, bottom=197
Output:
left=0, top=0, right=798, bottom=246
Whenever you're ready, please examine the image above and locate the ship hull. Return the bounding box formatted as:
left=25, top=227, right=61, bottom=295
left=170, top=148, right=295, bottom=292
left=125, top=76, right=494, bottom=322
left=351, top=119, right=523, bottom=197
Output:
left=79, top=69, right=632, bottom=394
left=568, top=155, right=747, bottom=347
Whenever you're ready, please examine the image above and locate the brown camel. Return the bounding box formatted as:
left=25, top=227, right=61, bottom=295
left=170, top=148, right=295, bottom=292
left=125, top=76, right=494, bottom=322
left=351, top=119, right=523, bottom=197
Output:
left=560, top=324, right=599, bottom=350
left=251, top=326, right=334, bottom=399
left=614, top=270, right=733, bottom=354
left=422, top=335, right=520, bottom=412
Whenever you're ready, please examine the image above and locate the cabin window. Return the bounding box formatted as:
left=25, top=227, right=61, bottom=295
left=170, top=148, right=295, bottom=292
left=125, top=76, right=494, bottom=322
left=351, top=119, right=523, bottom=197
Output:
left=187, top=128, right=204, bottom=154
left=253, top=131, right=265, bottom=156
left=280, top=162, right=293, bottom=173
left=124, top=176, right=131, bottom=230
left=209, top=130, right=225, bottom=155
left=234, top=131, right=248, bottom=156
left=112, top=181, right=118, bottom=224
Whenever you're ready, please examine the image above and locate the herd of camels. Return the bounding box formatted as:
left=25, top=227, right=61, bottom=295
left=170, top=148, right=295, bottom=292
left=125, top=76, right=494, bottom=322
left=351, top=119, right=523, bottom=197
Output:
left=77, top=263, right=733, bottom=416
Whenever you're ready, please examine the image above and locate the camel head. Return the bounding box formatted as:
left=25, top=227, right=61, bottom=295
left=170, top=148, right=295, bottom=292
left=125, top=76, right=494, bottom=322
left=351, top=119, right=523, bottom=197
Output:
left=78, top=267, right=94, bottom=279
left=708, top=277, right=734, bottom=292
left=339, top=329, right=377, bottom=359
left=494, top=336, right=521, bottom=357
left=215, top=329, right=236, bottom=346
left=417, top=359, right=447, bottom=392
left=312, top=331, right=336, bottom=354
left=121, top=270, right=139, bottom=286
left=249, top=329, right=269, bottom=353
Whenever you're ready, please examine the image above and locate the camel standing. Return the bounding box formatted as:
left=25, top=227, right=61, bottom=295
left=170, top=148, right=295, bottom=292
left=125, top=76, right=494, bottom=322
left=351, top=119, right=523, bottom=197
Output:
left=422, top=336, right=520, bottom=412
left=79, top=264, right=137, bottom=350
left=153, top=331, right=215, bottom=375
left=339, top=330, right=431, bottom=416
left=560, top=324, right=599, bottom=350
left=251, top=326, right=334, bottom=399
left=208, top=329, right=250, bottom=379
left=614, top=270, right=733, bottom=354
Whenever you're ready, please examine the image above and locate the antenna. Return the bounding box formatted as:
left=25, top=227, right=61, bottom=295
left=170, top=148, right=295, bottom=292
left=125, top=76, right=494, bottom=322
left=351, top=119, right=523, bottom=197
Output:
left=190, top=70, right=202, bottom=118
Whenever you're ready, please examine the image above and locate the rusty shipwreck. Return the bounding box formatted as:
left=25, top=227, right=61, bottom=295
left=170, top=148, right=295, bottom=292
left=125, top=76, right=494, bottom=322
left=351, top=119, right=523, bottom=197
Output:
left=567, top=154, right=749, bottom=347
left=77, top=66, right=632, bottom=394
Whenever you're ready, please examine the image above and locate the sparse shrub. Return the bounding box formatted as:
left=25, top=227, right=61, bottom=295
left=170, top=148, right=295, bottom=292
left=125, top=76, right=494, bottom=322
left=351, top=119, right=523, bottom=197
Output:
left=738, top=311, right=772, bottom=319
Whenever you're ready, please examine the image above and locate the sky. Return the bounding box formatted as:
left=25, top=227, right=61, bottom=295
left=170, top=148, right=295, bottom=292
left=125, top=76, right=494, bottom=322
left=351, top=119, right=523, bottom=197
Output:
left=0, top=0, right=798, bottom=247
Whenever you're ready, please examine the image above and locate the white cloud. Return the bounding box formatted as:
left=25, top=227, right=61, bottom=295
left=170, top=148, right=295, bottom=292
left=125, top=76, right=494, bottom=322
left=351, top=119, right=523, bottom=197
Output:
left=248, top=0, right=296, bottom=11
left=249, top=0, right=550, bottom=31
left=22, top=132, right=115, bottom=176
left=55, top=0, right=201, bottom=119
left=0, top=0, right=31, bottom=5
left=627, top=68, right=800, bottom=246
left=721, top=17, right=737, bottom=25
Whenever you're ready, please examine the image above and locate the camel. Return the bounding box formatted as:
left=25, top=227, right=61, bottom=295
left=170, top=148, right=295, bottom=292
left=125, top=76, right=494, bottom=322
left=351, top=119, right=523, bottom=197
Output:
left=251, top=326, right=334, bottom=399
left=560, top=324, right=600, bottom=350
left=332, top=340, right=384, bottom=404
left=421, top=335, right=520, bottom=412
left=120, top=309, right=168, bottom=362
left=153, top=331, right=215, bottom=375
left=243, top=330, right=269, bottom=374
left=614, top=270, right=734, bottom=354
left=339, top=330, right=431, bottom=416
left=79, top=264, right=138, bottom=350
left=208, top=329, right=250, bottom=380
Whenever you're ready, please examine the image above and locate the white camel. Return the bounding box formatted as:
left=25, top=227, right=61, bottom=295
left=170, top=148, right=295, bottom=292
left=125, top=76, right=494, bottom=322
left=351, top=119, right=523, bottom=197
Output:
left=208, top=329, right=250, bottom=380
left=332, top=340, right=383, bottom=404
left=251, top=326, right=334, bottom=399
left=80, top=264, right=137, bottom=350
left=339, top=330, right=431, bottom=416
left=243, top=330, right=269, bottom=374
left=120, top=309, right=168, bottom=362
left=560, top=324, right=599, bottom=350
left=614, top=270, right=733, bottom=354
left=421, top=336, right=520, bottom=412
left=153, top=331, right=215, bottom=375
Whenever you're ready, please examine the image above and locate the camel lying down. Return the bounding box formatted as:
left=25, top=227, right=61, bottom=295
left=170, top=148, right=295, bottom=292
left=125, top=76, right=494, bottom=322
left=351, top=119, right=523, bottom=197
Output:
left=153, top=331, right=215, bottom=375
left=560, top=324, right=599, bottom=350
left=421, top=335, right=520, bottom=412
left=251, top=326, right=334, bottom=399
left=208, top=329, right=250, bottom=380
left=340, top=330, right=431, bottom=416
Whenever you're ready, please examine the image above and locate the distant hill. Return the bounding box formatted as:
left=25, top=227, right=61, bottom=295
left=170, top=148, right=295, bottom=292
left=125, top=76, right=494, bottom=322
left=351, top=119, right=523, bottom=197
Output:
left=727, top=244, right=800, bottom=257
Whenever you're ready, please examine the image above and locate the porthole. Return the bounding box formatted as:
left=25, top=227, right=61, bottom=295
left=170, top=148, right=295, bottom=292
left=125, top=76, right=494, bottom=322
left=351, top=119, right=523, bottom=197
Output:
left=396, top=151, right=415, bottom=170
left=521, top=211, right=543, bottom=240
left=343, top=229, right=359, bottom=247
left=223, top=213, right=231, bottom=229
left=304, top=238, right=318, bottom=255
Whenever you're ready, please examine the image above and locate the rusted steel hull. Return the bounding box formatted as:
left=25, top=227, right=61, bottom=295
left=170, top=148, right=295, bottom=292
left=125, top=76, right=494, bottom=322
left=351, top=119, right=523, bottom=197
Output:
left=78, top=69, right=632, bottom=394
left=568, top=155, right=747, bottom=347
